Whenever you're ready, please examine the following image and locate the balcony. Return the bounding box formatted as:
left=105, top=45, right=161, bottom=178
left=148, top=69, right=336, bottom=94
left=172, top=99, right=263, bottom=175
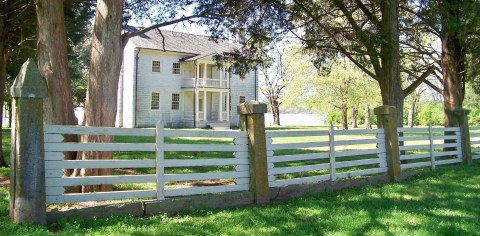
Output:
left=182, top=77, right=228, bottom=89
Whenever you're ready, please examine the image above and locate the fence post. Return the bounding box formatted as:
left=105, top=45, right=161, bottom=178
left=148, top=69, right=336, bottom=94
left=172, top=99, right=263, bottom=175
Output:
left=10, top=59, right=47, bottom=225
left=155, top=121, right=165, bottom=200
left=428, top=124, right=436, bottom=170
left=237, top=100, right=269, bottom=204
left=454, top=109, right=472, bottom=165
left=374, top=106, right=401, bottom=182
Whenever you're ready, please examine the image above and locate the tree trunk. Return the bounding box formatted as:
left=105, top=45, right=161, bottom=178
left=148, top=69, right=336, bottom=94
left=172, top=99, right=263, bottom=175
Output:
left=0, top=5, right=8, bottom=167
left=407, top=98, right=417, bottom=128
left=81, top=0, right=123, bottom=192
left=440, top=2, right=464, bottom=127
left=351, top=107, right=358, bottom=128
left=364, top=105, right=371, bottom=129
left=379, top=0, right=404, bottom=126
left=36, top=0, right=78, bottom=175
left=341, top=107, right=348, bottom=130
left=272, top=101, right=280, bottom=126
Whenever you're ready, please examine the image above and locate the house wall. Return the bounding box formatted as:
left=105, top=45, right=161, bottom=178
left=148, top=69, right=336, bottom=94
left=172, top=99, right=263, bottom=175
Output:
left=120, top=45, right=258, bottom=128
left=229, top=71, right=258, bottom=127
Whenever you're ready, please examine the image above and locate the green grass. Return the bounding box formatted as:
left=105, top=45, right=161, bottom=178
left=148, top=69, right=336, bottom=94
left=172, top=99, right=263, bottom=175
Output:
left=1, top=162, right=480, bottom=235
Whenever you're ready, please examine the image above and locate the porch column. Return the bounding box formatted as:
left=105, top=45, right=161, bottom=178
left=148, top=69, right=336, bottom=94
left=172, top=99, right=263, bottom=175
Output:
left=226, top=66, right=230, bottom=88
left=195, top=62, right=200, bottom=87
left=203, top=90, right=207, bottom=121
left=218, top=92, right=223, bottom=121
left=219, top=67, right=224, bottom=88
left=226, top=92, right=230, bottom=121
left=203, top=63, right=207, bottom=85
left=194, top=89, right=199, bottom=122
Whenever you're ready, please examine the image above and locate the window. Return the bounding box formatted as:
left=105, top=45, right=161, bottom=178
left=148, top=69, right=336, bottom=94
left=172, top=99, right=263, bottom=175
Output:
left=152, top=61, right=161, bottom=72
left=151, top=92, right=160, bottom=109
left=171, top=93, right=180, bottom=110
left=172, top=62, right=181, bottom=74
left=239, top=96, right=246, bottom=104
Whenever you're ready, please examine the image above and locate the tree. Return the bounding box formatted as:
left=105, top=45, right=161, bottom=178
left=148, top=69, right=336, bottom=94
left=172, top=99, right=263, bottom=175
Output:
left=0, top=1, right=36, bottom=167
left=260, top=45, right=297, bottom=125
left=287, top=0, right=435, bottom=126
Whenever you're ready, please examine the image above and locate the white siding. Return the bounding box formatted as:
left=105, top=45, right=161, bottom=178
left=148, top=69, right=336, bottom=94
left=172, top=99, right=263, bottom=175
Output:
left=119, top=41, right=136, bottom=128
left=229, top=71, right=257, bottom=127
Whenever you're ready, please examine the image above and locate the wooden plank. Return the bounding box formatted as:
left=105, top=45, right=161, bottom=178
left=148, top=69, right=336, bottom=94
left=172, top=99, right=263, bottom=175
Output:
left=472, top=147, right=480, bottom=152
left=45, top=160, right=155, bottom=169
left=45, top=169, right=64, bottom=178
left=266, top=130, right=329, bottom=138
left=432, top=143, right=460, bottom=149
left=432, top=127, right=460, bottom=132
left=429, top=124, right=435, bottom=171
left=164, top=144, right=242, bottom=152
left=164, top=184, right=249, bottom=197
left=270, top=174, right=331, bottom=187
left=164, top=129, right=247, bottom=138
left=234, top=152, right=248, bottom=158
left=470, top=140, right=480, bottom=145
left=397, top=127, right=428, bottom=133
left=271, top=163, right=330, bottom=175
left=470, top=133, right=480, bottom=138
left=335, top=158, right=382, bottom=169
left=45, top=125, right=155, bottom=136
left=434, top=151, right=461, bottom=157
left=432, top=135, right=460, bottom=141
left=46, top=190, right=156, bottom=204
left=329, top=125, right=336, bottom=181
left=269, top=141, right=330, bottom=151
left=336, top=167, right=387, bottom=179
left=398, top=136, right=428, bottom=142
left=45, top=134, right=64, bottom=143
left=334, top=138, right=383, bottom=146
left=469, top=127, right=480, bottom=131
left=333, top=129, right=384, bottom=135
left=45, top=143, right=155, bottom=152
left=269, top=152, right=329, bottom=163
left=235, top=177, right=250, bottom=185
left=400, top=153, right=430, bottom=161
left=334, top=149, right=384, bottom=158
left=45, top=152, right=64, bottom=161
left=473, top=155, right=480, bottom=160
left=436, top=158, right=462, bottom=166
left=46, top=175, right=156, bottom=187
left=235, top=165, right=250, bottom=172
left=156, top=121, right=165, bottom=201
left=165, top=158, right=249, bottom=167
left=400, top=162, right=431, bottom=170
left=233, top=137, right=248, bottom=145
left=165, top=171, right=249, bottom=182
left=399, top=144, right=430, bottom=151
left=46, top=187, right=65, bottom=196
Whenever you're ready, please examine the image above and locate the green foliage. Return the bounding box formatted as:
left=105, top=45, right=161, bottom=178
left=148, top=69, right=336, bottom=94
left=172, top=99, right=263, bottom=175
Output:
left=326, top=110, right=342, bottom=125
left=416, top=102, right=444, bottom=126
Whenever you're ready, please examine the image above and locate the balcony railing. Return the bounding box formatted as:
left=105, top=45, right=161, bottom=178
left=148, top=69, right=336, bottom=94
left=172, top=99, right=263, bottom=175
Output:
left=182, top=78, right=228, bottom=88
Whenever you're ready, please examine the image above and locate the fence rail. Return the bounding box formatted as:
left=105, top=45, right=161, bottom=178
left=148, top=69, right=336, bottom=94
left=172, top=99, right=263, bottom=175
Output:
left=471, top=126, right=480, bottom=160
left=398, top=126, right=462, bottom=171
left=266, top=127, right=387, bottom=188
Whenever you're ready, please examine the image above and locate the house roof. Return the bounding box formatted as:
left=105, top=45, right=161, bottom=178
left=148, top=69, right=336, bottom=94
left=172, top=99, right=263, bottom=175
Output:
left=129, top=28, right=239, bottom=56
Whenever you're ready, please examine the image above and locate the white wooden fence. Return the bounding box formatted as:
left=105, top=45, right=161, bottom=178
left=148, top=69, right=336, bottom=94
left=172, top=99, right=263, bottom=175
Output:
left=266, top=127, right=387, bottom=187
left=398, top=126, right=463, bottom=170
left=470, top=127, right=480, bottom=160
left=44, top=124, right=248, bottom=204
left=44, top=124, right=471, bottom=204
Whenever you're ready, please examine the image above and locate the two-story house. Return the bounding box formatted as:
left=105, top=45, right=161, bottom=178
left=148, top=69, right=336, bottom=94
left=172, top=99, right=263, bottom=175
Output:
left=117, top=29, right=258, bottom=128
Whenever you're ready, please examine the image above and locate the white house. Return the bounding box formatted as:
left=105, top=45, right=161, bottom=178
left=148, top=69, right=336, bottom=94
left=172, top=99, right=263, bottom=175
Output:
left=117, top=29, right=258, bottom=128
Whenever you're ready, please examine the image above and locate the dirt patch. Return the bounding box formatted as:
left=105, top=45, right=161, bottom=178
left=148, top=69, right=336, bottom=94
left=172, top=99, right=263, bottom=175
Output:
left=0, top=176, right=9, bottom=187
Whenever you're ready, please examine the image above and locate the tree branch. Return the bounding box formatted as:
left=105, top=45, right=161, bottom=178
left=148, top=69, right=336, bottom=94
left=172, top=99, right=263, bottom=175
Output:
left=403, top=65, right=435, bottom=95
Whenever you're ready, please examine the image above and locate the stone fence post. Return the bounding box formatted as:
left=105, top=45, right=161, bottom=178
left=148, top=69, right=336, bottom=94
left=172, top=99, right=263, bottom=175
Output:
left=374, top=106, right=401, bottom=182
left=237, top=101, right=269, bottom=204
left=10, top=59, right=47, bottom=225
left=454, top=109, right=472, bottom=165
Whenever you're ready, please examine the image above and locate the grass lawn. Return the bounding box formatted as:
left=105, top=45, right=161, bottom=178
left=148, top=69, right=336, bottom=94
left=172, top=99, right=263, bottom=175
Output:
left=0, top=162, right=479, bottom=235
